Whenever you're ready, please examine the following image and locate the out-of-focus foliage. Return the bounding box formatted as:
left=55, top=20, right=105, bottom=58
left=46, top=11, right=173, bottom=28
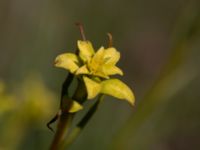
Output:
left=0, top=75, right=56, bottom=150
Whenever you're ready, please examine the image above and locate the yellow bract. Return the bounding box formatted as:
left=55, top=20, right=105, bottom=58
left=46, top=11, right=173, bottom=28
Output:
left=68, top=101, right=83, bottom=113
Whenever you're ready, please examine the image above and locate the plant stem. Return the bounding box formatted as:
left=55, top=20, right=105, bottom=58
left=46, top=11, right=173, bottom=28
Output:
left=50, top=113, right=73, bottom=150
left=49, top=78, right=86, bottom=150
left=62, top=94, right=104, bottom=149
left=49, top=73, right=74, bottom=150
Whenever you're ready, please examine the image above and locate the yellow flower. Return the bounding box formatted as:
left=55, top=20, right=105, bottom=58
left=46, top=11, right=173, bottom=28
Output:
left=55, top=40, right=123, bottom=78
left=55, top=40, right=135, bottom=109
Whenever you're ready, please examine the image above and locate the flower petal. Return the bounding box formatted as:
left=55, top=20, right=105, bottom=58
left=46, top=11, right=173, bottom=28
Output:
left=92, top=71, right=109, bottom=79
left=54, top=53, right=79, bottom=73
left=103, top=47, right=120, bottom=65
left=88, top=47, right=110, bottom=78
left=76, top=65, right=90, bottom=75
left=78, top=40, right=95, bottom=62
left=102, top=65, right=123, bottom=76
left=83, top=76, right=101, bottom=99
left=68, top=101, right=83, bottom=113
left=101, top=79, right=135, bottom=106
left=89, top=47, right=105, bottom=71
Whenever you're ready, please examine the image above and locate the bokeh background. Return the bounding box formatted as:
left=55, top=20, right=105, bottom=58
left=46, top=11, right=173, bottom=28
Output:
left=0, top=0, right=200, bottom=150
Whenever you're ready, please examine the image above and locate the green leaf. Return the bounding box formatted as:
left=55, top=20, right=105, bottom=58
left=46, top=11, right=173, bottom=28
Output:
left=54, top=53, right=79, bottom=73
left=78, top=40, right=94, bottom=62
left=68, top=101, right=83, bottom=113
left=83, top=76, right=101, bottom=99
left=101, top=79, right=135, bottom=106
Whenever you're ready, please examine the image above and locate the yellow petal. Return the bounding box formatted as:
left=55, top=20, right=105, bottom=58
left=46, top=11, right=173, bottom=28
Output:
left=102, top=65, right=123, bottom=76
left=54, top=53, right=79, bottom=73
left=76, top=65, right=90, bottom=75
left=89, top=47, right=105, bottom=72
left=68, top=101, right=83, bottom=113
left=83, top=76, right=101, bottom=99
left=103, top=47, right=120, bottom=65
left=88, top=47, right=110, bottom=78
left=92, top=71, right=109, bottom=79
left=101, top=79, right=135, bottom=106
left=78, top=40, right=95, bottom=62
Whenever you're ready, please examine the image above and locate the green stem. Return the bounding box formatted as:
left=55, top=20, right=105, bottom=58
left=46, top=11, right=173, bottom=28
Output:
left=62, top=94, right=104, bottom=149
left=61, top=73, right=74, bottom=99
left=49, top=73, right=74, bottom=150
left=49, top=78, right=86, bottom=150
left=50, top=113, right=73, bottom=150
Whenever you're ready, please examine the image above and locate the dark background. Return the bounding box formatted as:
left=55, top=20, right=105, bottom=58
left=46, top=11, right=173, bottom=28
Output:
left=0, top=0, right=200, bottom=150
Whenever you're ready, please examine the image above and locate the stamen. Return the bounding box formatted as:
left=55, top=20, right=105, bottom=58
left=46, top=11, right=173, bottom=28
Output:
left=75, top=22, right=86, bottom=41
left=107, top=33, right=113, bottom=47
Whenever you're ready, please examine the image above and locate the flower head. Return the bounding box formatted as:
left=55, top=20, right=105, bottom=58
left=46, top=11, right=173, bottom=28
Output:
left=55, top=40, right=135, bottom=110
left=55, top=40, right=123, bottom=79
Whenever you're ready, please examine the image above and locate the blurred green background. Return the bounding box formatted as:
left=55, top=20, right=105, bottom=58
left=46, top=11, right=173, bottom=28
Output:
left=0, top=0, right=200, bottom=150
